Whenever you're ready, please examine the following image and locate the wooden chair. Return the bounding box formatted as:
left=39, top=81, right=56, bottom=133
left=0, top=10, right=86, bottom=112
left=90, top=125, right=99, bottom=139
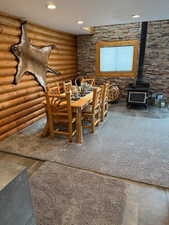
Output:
left=82, top=87, right=102, bottom=133
left=101, top=83, right=110, bottom=121
left=63, top=80, right=72, bottom=93
left=48, top=83, right=61, bottom=96
left=45, top=91, right=76, bottom=142
left=81, top=77, right=95, bottom=86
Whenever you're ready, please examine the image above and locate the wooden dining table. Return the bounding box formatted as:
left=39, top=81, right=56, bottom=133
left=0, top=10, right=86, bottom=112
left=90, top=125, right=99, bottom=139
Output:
left=71, top=91, right=93, bottom=143
left=42, top=90, right=93, bottom=144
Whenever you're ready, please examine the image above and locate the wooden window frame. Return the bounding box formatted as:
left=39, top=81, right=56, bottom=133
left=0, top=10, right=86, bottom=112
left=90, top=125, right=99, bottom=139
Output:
left=96, top=40, right=139, bottom=78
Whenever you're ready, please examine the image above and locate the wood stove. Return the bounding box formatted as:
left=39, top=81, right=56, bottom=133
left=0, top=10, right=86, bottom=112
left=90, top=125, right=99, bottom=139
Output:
left=127, top=21, right=150, bottom=108
left=127, top=81, right=150, bottom=107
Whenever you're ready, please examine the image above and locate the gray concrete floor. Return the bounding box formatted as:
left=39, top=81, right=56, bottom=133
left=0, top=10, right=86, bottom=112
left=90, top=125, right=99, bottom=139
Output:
left=0, top=152, right=43, bottom=177
left=112, top=176, right=169, bottom=225
left=1, top=103, right=169, bottom=225
left=1, top=103, right=169, bottom=187
left=1, top=153, right=169, bottom=225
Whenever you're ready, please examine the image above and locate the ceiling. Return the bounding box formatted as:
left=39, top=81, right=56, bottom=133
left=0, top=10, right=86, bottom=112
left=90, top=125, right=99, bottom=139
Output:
left=0, top=0, right=169, bottom=34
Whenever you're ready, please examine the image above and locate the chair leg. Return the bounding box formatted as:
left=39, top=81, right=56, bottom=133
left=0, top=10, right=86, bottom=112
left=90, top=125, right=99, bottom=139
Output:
left=68, top=135, right=73, bottom=142
left=101, top=109, right=104, bottom=122
left=41, top=122, right=49, bottom=137
left=48, top=115, right=55, bottom=137
left=68, top=122, right=73, bottom=142
left=104, top=103, right=108, bottom=119
left=91, top=116, right=95, bottom=133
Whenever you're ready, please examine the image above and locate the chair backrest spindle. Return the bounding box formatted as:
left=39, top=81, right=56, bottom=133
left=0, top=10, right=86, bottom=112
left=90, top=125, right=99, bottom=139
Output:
left=81, top=78, right=95, bottom=86
left=92, top=87, right=102, bottom=114
left=63, top=80, right=72, bottom=93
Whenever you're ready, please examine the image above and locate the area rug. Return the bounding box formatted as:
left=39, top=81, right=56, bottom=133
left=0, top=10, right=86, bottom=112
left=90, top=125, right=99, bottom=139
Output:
left=1, top=104, right=169, bottom=188
left=30, top=161, right=126, bottom=225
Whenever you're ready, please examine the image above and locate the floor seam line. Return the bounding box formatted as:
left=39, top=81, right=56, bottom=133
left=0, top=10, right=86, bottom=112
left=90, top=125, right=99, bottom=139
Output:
left=1, top=150, right=169, bottom=191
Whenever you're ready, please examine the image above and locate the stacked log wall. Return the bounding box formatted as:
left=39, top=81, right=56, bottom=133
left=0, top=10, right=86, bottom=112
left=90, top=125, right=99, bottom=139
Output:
left=0, top=12, right=77, bottom=140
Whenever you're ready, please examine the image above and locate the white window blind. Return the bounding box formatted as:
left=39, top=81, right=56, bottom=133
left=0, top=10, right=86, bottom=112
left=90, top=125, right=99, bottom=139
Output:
left=100, top=46, right=134, bottom=72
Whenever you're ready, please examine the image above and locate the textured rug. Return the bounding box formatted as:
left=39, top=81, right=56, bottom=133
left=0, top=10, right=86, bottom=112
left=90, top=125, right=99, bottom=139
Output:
left=30, top=162, right=126, bottom=225
left=1, top=104, right=169, bottom=188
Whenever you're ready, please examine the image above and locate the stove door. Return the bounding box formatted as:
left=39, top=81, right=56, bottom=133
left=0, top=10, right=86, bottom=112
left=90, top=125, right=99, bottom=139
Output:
left=128, top=91, right=147, bottom=104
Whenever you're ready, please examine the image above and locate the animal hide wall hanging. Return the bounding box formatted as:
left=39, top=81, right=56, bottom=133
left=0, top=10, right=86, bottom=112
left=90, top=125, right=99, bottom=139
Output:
left=11, top=21, right=61, bottom=92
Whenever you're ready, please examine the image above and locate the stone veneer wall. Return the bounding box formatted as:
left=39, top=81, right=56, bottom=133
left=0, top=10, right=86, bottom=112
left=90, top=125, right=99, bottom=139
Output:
left=77, top=20, right=169, bottom=100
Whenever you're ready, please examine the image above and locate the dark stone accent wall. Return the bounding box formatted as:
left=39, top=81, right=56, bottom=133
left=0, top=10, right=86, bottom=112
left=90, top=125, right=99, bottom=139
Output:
left=144, top=20, right=169, bottom=99
left=77, top=20, right=169, bottom=100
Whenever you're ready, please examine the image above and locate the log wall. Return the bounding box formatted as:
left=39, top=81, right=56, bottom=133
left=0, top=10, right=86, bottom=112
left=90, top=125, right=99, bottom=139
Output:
left=0, top=12, right=77, bottom=141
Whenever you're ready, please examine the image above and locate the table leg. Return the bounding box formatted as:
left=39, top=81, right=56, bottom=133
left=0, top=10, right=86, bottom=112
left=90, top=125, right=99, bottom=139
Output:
left=76, top=108, right=83, bottom=144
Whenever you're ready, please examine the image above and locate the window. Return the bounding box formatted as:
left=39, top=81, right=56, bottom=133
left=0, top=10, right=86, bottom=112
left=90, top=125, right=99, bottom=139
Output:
left=96, top=40, right=139, bottom=77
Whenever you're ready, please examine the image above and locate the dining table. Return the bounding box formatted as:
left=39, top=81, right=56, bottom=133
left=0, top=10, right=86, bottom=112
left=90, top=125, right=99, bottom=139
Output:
left=42, top=90, right=94, bottom=144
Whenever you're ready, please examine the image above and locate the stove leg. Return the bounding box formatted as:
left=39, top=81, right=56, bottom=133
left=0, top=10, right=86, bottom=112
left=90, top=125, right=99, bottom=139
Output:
left=127, top=103, right=131, bottom=109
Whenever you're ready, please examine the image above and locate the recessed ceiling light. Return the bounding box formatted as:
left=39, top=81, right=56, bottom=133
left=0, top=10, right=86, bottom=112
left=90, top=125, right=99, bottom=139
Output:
left=82, top=27, right=90, bottom=31
left=132, top=14, right=140, bottom=18
left=77, top=20, right=84, bottom=25
left=47, top=2, right=56, bottom=10
left=82, top=27, right=95, bottom=33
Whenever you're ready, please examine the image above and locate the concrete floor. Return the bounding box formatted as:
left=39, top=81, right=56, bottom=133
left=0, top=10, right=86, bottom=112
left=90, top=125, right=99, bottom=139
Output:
left=1, top=103, right=169, bottom=187
left=117, top=177, right=169, bottom=225
left=0, top=152, right=43, bottom=177
left=0, top=103, right=169, bottom=225
left=0, top=152, right=169, bottom=225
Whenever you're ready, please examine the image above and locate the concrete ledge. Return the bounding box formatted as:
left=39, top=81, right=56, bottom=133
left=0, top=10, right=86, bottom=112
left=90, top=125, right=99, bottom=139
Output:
left=0, top=162, right=37, bottom=225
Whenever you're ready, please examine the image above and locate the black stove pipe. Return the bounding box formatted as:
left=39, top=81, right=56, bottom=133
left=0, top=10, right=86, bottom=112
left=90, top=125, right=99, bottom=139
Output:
left=137, top=21, right=148, bottom=83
